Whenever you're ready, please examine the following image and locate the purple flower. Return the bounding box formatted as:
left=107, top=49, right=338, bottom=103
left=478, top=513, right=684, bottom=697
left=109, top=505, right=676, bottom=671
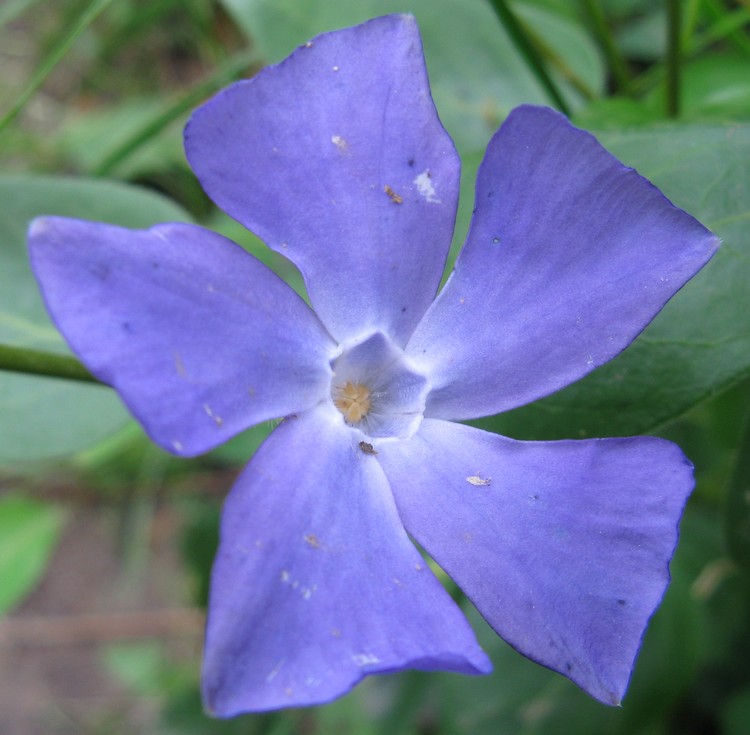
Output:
left=28, top=14, right=718, bottom=717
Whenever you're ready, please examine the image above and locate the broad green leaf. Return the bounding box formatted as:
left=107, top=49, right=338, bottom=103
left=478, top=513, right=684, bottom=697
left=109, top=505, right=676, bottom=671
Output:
left=0, top=176, right=191, bottom=463
left=0, top=495, right=65, bottom=615
left=479, top=123, right=750, bottom=440
left=219, top=0, right=603, bottom=154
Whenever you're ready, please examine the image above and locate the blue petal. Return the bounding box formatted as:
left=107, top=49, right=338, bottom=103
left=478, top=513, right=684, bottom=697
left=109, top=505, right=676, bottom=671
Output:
left=203, top=406, right=490, bottom=716
left=28, top=217, right=335, bottom=456
left=407, top=106, right=719, bottom=420
left=378, top=419, right=694, bottom=704
left=185, top=15, right=459, bottom=346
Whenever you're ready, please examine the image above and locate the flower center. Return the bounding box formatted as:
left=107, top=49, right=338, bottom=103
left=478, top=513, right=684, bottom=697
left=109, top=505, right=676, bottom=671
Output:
left=329, top=331, right=428, bottom=440
left=333, top=381, right=372, bottom=423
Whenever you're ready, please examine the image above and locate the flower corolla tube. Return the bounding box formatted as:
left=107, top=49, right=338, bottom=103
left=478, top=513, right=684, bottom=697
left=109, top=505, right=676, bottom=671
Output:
left=28, top=14, right=719, bottom=717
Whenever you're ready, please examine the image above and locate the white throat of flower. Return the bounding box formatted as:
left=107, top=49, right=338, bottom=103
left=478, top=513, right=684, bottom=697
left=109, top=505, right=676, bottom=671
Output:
left=329, top=331, right=428, bottom=440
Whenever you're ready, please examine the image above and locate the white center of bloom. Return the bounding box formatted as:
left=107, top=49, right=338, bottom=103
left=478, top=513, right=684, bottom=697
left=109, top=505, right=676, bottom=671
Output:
left=329, top=332, right=428, bottom=439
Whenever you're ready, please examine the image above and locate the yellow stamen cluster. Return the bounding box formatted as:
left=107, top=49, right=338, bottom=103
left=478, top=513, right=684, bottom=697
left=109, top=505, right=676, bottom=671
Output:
left=333, top=381, right=372, bottom=424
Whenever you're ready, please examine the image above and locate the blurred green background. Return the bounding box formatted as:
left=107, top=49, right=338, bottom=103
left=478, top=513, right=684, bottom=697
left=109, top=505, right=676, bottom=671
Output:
left=1, top=1, right=750, bottom=733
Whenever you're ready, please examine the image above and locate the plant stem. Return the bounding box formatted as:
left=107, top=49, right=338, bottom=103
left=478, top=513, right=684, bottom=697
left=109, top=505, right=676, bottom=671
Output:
left=665, top=0, right=681, bottom=118
left=0, top=0, right=114, bottom=135
left=487, top=0, right=571, bottom=116
left=0, top=344, right=101, bottom=384
left=581, top=0, right=633, bottom=96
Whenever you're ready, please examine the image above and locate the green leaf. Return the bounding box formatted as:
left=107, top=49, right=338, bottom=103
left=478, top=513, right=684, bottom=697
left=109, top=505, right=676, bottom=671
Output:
left=103, top=642, right=164, bottom=693
left=0, top=175, right=191, bottom=463
left=477, top=122, right=750, bottom=441
left=0, top=495, right=65, bottom=616
left=722, top=687, right=750, bottom=735
left=573, top=97, right=663, bottom=129
left=219, top=0, right=603, bottom=154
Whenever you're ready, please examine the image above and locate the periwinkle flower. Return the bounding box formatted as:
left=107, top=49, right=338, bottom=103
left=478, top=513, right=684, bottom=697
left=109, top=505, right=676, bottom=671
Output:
left=28, top=15, right=718, bottom=717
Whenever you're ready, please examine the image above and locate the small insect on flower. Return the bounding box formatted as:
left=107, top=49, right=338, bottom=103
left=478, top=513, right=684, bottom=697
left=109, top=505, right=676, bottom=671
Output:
left=28, top=13, right=718, bottom=719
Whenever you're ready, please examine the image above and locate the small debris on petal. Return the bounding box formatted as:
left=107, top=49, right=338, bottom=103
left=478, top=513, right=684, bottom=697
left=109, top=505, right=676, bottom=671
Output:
left=359, top=441, right=378, bottom=455
left=304, top=533, right=321, bottom=548
left=352, top=653, right=380, bottom=667
left=173, top=351, right=186, bottom=377
left=466, top=475, right=491, bottom=486
left=384, top=185, right=403, bottom=204
left=203, top=403, right=223, bottom=427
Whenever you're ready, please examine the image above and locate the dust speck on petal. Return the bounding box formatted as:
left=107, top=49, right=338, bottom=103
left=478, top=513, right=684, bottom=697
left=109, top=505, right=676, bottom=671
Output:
left=203, top=403, right=223, bottom=427
left=359, top=441, right=378, bottom=455
left=266, top=659, right=285, bottom=682
left=352, top=653, right=380, bottom=667
left=414, top=170, right=441, bottom=203
left=331, top=135, right=348, bottom=153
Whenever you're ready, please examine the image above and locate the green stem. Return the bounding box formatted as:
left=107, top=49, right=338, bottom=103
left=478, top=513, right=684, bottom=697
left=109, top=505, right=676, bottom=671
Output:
left=487, top=0, right=571, bottom=116
left=665, top=0, right=681, bottom=118
left=0, top=0, right=114, bottom=135
left=631, top=3, right=750, bottom=97
left=0, top=344, right=101, bottom=384
left=726, top=401, right=750, bottom=570
left=581, top=0, right=634, bottom=96
left=93, top=47, right=261, bottom=176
